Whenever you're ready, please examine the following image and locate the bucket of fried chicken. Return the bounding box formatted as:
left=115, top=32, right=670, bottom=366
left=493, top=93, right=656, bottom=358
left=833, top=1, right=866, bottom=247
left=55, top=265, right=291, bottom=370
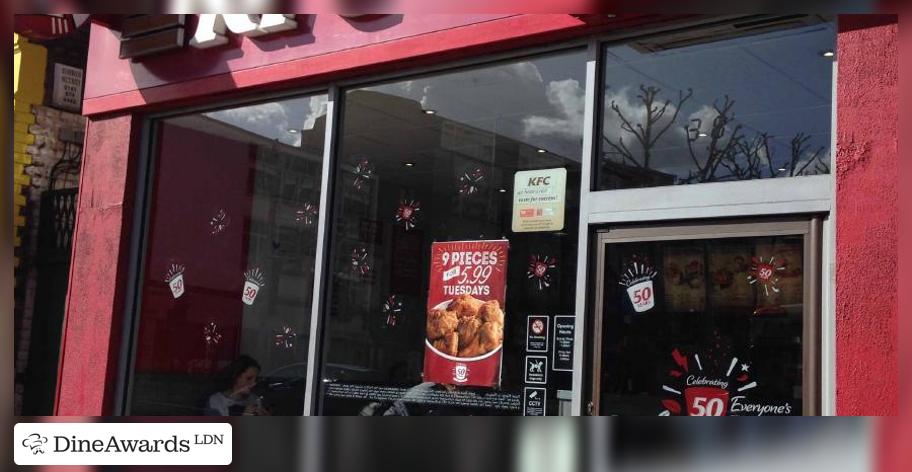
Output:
left=424, top=240, right=509, bottom=387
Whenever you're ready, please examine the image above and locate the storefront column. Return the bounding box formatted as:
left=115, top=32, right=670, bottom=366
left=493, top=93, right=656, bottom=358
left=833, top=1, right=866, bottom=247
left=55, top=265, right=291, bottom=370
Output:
left=834, top=14, right=898, bottom=415
left=55, top=114, right=142, bottom=415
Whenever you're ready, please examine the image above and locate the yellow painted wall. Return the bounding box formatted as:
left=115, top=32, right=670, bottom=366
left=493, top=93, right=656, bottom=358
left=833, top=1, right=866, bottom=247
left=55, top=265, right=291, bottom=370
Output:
left=12, top=33, right=47, bottom=268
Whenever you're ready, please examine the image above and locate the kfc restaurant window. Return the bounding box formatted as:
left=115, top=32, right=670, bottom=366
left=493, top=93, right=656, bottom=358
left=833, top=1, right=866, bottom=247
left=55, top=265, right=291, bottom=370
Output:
left=58, top=14, right=897, bottom=416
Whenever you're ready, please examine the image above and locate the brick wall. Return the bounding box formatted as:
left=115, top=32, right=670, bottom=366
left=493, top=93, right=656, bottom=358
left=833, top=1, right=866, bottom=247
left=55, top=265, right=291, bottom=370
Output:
left=13, top=32, right=88, bottom=414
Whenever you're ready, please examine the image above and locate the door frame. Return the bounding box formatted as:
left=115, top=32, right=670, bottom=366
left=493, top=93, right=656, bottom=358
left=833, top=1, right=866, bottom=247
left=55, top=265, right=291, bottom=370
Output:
left=588, top=217, right=822, bottom=416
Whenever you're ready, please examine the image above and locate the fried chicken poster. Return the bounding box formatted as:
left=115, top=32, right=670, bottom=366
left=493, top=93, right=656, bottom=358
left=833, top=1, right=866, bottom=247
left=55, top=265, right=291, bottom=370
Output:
left=424, top=240, right=509, bottom=387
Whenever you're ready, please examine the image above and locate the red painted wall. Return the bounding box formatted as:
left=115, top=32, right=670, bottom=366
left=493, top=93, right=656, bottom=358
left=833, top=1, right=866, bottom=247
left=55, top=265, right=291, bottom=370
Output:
left=835, top=15, right=898, bottom=415
left=56, top=114, right=141, bottom=415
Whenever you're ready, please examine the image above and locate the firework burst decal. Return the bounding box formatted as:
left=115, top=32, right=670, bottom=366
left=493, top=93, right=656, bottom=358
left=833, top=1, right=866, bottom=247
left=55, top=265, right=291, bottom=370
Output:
left=619, top=256, right=658, bottom=313
left=295, top=201, right=318, bottom=226
left=527, top=254, right=558, bottom=290
left=209, top=209, right=230, bottom=235
left=274, top=325, right=297, bottom=349
left=203, top=322, right=223, bottom=346
left=382, top=295, right=404, bottom=327
left=395, top=200, right=421, bottom=231
left=458, top=167, right=486, bottom=195
left=351, top=247, right=371, bottom=277
left=353, top=158, right=374, bottom=191
left=747, top=256, right=786, bottom=297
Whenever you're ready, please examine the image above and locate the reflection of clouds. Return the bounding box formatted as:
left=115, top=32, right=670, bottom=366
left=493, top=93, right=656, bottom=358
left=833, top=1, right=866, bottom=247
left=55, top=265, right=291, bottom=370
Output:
left=303, top=96, right=328, bottom=131
left=523, top=79, right=584, bottom=140
left=206, top=101, right=294, bottom=145
left=205, top=96, right=327, bottom=147
left=601, top=86, right=684, bottom=166
left=380, top=60, right=584, bottom=159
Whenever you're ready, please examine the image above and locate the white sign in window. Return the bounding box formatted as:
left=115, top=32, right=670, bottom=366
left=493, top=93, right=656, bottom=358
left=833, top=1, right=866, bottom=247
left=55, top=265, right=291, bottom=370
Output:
left=512, top=167, right=567, bottom=233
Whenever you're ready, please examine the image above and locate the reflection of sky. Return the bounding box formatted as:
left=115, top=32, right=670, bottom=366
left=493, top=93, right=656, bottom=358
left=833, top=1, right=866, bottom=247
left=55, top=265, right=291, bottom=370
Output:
left=363, top=50, right=589, bottom=161
left=601, top=23, right=836, bottom=179
left=204, top=95, right=328, bottom=147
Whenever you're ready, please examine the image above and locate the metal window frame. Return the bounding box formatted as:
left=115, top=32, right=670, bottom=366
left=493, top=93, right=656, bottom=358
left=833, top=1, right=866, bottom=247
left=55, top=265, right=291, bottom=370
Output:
left=587, top=217, right=823, bottom=416
left=114, top=15, right=837, bottom=417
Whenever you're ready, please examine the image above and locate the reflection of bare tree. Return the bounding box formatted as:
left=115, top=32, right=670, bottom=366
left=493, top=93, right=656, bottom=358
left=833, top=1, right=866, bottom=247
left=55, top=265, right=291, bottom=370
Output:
left=735, top=132, right=830, bottom=179
left=682, top=95, right=744, bottom=184
left=603, top=85, right=693, bottom=169
left=602, top=84, right=830, bottom=184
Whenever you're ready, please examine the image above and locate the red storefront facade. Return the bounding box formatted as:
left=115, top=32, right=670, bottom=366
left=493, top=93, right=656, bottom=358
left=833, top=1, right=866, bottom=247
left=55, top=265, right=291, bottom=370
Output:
left=56, top=14, right=897, bottom=416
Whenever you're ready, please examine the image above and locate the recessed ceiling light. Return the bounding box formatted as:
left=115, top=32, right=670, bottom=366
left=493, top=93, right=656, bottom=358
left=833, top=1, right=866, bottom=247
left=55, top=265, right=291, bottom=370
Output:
left=287, top=128, right=300, bottom=134
left=423, top=109, right=436, bottom=115
left=698, top=132, right=708, bottom=138
left=404, top=162, right=415, bottom=167
left=536, top=148, right=547, bottom=153
left=821, top=50, right=835, bottom=58
left=499, top=188, right=507, bottom=193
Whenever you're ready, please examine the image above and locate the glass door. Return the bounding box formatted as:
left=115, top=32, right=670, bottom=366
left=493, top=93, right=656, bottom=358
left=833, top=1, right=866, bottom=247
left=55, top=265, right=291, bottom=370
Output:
left=589, top=218, right=821, bottom=416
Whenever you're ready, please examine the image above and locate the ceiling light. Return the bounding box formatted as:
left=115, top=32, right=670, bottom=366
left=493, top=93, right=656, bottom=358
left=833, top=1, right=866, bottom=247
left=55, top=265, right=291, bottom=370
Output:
left=821, top=50, right=835, bottom=58
left=536, top=148, right=547, bottom=153
left=287, top=128, right=300, bottom=134
left=404, top=162, right=415, bottom=167
left=778, top=167, right=787, bottom=172
left=423, top=109, right=436, bottom=115
left=698, top=132, right=708, bottom=138
left=499, top=188, right=507, bottom=193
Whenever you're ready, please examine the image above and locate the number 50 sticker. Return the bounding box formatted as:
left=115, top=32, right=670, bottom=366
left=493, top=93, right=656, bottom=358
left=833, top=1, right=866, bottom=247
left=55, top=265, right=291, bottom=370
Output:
left=626, top=280, right=654, bottom=313
left=685, top=387, right=729, bottom=416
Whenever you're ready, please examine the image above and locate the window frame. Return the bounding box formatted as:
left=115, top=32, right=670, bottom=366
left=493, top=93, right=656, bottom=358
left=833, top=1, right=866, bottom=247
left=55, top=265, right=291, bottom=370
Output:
left=588, top=217, right=822, bottom=416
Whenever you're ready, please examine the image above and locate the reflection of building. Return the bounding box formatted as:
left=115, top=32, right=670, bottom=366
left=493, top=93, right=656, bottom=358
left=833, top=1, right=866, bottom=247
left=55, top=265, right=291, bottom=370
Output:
left=313, top=90, right=578, bottom=373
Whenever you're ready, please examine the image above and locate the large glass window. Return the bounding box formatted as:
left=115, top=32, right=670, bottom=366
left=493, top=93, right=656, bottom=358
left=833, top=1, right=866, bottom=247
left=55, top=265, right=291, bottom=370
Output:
left=129, top=94, right=328, bottom=415
left=596, top=20, right=835, bottom=190
left=318, top=50, right=587, bottom=415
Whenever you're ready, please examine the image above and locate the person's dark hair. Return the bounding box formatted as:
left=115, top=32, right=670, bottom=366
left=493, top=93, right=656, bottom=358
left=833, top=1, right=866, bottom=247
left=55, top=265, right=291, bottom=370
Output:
left=220, top=355, right=261, bottom=390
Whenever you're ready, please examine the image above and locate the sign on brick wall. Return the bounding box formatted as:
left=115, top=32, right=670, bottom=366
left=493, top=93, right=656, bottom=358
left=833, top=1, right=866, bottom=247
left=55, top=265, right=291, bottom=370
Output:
left=52, top=64, right=84, bottom=111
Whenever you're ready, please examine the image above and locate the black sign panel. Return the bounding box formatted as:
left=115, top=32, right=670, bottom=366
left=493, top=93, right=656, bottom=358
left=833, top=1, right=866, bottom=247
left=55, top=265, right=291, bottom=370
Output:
left=526, top=315, right=549, bottom=352
left=523, top=387, right=546, bottom=416
left=553, top=316, right=575, bottom=372
left=525, top=355, right=547, bottom=384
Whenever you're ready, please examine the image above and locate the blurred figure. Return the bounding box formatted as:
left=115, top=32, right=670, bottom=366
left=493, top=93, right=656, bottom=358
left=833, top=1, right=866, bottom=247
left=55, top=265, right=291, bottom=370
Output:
left=205, top=355, right=270, bottom=416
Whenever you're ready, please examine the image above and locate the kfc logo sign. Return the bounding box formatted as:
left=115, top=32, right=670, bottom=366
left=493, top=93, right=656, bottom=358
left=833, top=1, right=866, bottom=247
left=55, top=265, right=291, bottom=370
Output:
left=190, top=14, right=298, bottom=49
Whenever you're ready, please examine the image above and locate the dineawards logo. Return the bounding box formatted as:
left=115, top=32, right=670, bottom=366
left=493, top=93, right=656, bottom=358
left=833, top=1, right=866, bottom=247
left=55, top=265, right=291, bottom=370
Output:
left=14, top=423, right=232, bottom=466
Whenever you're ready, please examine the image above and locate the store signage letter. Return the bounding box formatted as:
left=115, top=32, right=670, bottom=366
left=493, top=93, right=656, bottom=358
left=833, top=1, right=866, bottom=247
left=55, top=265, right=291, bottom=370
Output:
left=190, top=14, right=297, bottom=49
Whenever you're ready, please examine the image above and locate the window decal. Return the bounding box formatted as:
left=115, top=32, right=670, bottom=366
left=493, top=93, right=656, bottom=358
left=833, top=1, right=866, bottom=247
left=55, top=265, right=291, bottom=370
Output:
left=458, top=166, right=486, bottom=196
left=273, top=325, right=297, bottom=350
left=352, top=157, right=374, bottom=191
left=526, top=254, right=557, bottom=291
left=619, top=255, right=658, bottom=313
left=382, top=294, right=404, bottom=328
left=394, top=200, right=421, bottom=231
left=295, top=201, right=318, bottom=227
left=350, top=247, right=372, bottom=277
left=209, top=208, right=230, bottom=235
left=242, top=267, right=266, bottom=306
left=164, top=262, right=186, bottom=299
